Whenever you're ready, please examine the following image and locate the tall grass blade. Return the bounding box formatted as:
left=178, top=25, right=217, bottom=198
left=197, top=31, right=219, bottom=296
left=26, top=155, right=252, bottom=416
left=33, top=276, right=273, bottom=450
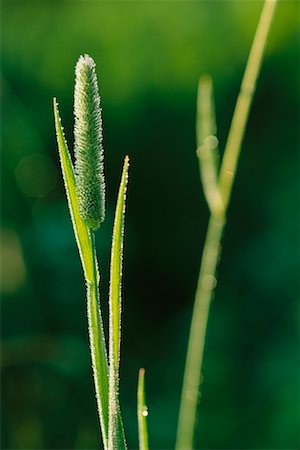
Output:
left=176, top=1, right=278, bottom=449
left=53, top=99, right=110, bottom=449
left=108, top=156, right=129, bottom=450
left=53, top=98, right=94, bottom=281
left=137, top=368, right=149, bottom=450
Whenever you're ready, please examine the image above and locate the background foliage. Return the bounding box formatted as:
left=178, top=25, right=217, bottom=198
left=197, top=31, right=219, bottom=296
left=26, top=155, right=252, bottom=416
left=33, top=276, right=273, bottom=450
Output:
left=1, top=1, right=299, bottom=449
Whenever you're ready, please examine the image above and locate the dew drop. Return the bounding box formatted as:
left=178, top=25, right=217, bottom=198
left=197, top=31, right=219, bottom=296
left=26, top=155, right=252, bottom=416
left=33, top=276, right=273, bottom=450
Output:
left=196, top=145, right=207, bottom=158
left=204, top=135, right=218, bottom=150
left=201, top=274, right=217, bottom=290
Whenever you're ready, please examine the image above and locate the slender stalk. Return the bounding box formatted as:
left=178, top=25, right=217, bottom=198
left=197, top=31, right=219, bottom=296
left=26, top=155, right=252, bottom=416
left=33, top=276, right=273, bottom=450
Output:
left=218, top=0, right=278, bottom=211
left=196, top=76, right=217, bottom=144
left=176, top=2, right=277, bottom=449
left=87, top=232, right=109, bottom=450
left=175, top=212, right=224, bottom=450
left=88, top=231, right=127, bottom=450
left=196, top=76, right=223, bottom=215
left=137, top=368, right=149, bottom=450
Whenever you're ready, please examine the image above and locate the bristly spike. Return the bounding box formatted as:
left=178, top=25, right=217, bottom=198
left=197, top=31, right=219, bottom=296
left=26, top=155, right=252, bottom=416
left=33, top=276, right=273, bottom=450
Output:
left=74, top=54, right=105, bottom=230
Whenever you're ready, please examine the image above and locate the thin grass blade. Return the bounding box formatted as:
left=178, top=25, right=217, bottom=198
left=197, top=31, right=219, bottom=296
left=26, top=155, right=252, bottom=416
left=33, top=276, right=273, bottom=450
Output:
left=137, top=368, right=149, bottom=450
left=53, top=98, right=94, bottom=281
left=108, top=156, right=129, bottom=450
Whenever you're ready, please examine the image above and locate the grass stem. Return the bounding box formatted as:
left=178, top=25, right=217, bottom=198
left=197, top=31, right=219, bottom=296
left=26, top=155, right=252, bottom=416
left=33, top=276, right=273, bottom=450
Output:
left=196, top=76, right=223, bottom=215
left=137, top=368, right=149, bottom=450
left=175, top=212, right=224, bottom=450
left=88, top=232, right=109, bottom=449
left=176, top=1, right=277, bottom=449
left=218, top=0, right=278, bottom=211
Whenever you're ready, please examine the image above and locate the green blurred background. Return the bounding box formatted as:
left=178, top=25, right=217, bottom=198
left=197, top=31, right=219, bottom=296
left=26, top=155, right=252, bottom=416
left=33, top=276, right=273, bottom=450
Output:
left=1, top=1, right=299, bottom=449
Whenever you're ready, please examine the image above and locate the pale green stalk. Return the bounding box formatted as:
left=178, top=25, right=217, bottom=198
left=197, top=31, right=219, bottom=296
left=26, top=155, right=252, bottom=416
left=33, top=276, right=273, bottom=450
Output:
left=218, top=0, right=278, bottom=210
left=176, top=1, right=278, bottom=449
left=196, top=75, right=223, bottom=215
left=137, top=368, right=149, bottom=450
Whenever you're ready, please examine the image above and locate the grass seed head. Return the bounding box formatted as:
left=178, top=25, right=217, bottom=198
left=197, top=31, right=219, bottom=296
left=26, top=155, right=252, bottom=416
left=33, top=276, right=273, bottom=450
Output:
left=74, top=54, right=105, bottom=230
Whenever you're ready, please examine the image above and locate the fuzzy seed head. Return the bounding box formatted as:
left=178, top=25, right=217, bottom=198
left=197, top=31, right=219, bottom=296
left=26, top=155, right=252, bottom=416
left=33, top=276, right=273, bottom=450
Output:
left=74, top=54, right=105, bottom=230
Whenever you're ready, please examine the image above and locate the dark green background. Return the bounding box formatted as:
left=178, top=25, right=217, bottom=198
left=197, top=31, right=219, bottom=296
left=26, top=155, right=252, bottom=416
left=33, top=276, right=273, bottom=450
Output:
left=1, top=1, right=299, bottom=449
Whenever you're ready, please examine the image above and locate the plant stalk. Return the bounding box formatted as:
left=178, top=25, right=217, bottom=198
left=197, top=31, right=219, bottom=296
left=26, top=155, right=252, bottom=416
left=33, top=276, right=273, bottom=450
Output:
left=87, top=232, right=109, bottom=450
left=176, top=1, right=277, bottom=449
left=137, top=368, right=149, bottom=450
left=176, top=211, right=225, bottom=450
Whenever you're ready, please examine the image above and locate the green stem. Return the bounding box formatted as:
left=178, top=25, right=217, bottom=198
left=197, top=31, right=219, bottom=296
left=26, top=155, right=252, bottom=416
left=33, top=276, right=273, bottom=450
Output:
left=87, top=232, right=109, bottom=450
left=88, top=231, right=127, bottom=450
left=218, top=0, right=278, bottom=210
left=176, top=1, right=277, bottom=449
left=137, top=368, right=149, bottom=450
left=196, top=76, right=223, bottom=215
left=175, top=212, right=225, bottom=450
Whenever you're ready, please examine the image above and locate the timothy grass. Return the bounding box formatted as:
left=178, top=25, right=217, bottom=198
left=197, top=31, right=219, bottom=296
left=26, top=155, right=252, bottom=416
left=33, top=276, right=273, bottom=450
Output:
left=54, top=55, right=127, bottom=450
left=53, top=1, right=277, bottom=448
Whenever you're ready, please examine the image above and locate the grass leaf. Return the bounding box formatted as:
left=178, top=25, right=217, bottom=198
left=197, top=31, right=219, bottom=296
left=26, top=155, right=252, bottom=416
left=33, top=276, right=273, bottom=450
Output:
left=137, top=368, right=149, bottom=450
left=108, top=156, right=129, bottom=450
left=53, top=98, right=94, bottom=281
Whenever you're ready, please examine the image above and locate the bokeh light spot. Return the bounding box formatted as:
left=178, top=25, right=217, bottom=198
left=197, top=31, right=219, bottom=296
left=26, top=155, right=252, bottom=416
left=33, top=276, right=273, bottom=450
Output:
left=15, top=153, right=57, bottom=198
left=0, top=228, right=26, bottom=293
